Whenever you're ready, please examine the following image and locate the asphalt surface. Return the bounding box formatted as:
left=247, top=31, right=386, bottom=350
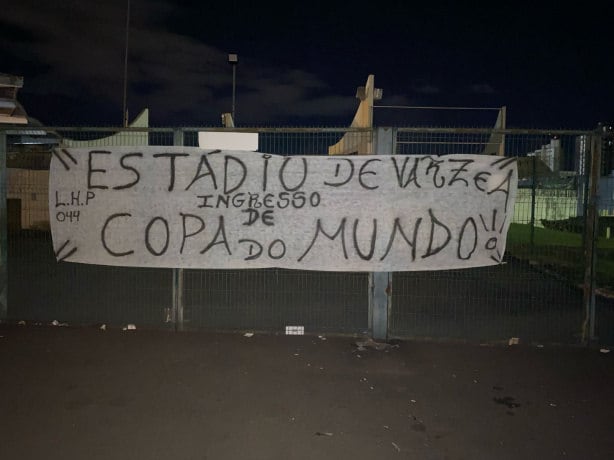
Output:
left=1, top=325, right=613, bottom=460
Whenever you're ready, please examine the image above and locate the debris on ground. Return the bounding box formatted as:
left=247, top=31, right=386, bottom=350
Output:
left=508, top=337, right=520, bottom=346
left=354, top=337, right=398, bottom=351
left=315, top=432, right=333, bottom=437
left=318, top=335, right=327, bottom=341
left=122, top=324, right=136, bottom=331
left=493, top=396, right=521, bottom=409
left=243, top=332, right=254, bottom=338
left=392, top=442, right=401, bottom=452
left=17, top=321, right=26, bottom=325
left=99, top=324, right=106, bottom=331
left=50, top=320, right=68, bottom=327
left=285, top=325, right=304, bottom=335
left=599, top=348, right=610, bottom=354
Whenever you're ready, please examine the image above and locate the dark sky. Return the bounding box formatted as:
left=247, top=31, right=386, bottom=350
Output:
left=2, top=0, right=613, bottom=129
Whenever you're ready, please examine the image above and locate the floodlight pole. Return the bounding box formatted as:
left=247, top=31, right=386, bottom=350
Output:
left=122, top=0, right=131, bottom=127
left=232, top=65, right=236, bottom=122
left=228, top=54, right=238, bottom=123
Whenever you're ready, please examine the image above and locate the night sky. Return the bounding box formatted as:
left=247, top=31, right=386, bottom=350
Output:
left=2, top=0, right=613, bottom=129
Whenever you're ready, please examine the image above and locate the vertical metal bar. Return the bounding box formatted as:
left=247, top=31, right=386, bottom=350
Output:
left=499, top=106, right=507, bottom=156
left=581, top=142, right=591, bottom=248
left=582, top=133, right=601, bottom=344
left=365, top=128, right=374, bottom=333
left=589, top=134, right=601, bottom=342
left=0, top=130, right=7, bottom=320
left=173, top=129, right=184, bottom=331
left=372, top=271, right=390, bottom=340
left=530, top=154, right=536, bottom=249
left=370, top=127, right=395, bottom=340
left=172, top=268, right=184, bottom=331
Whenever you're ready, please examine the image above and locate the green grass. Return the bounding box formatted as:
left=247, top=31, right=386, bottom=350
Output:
left=506, top=223, right=614, bottom=288
left=507, top=223, right=614, bottom=249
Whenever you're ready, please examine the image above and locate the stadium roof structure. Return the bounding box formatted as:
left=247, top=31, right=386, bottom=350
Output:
left=0, top=73, right=28, bottom=125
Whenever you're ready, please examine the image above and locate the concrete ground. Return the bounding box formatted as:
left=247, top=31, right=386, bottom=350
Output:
left=0, top=324, right=613, bottom=460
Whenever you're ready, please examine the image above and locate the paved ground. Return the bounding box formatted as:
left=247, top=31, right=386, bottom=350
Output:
left=1, top=324, right=613, bottom=460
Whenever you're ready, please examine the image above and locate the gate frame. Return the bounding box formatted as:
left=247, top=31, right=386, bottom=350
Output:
left=582, top=132, right=601, bottom=343
left=370, top=127, right=397, bottom=340
left=0, top=125, right=606, bottom=344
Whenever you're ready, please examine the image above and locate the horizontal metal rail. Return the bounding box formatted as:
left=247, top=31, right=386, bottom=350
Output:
left=397, top=141, right=504, bottom=145
left=1, top=126, right=594, bottom=136
left=374, top=105, right=502, bottom=110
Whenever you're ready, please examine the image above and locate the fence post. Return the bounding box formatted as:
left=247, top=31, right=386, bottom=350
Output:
left=582, top=132, right=601, bottom=344
left=0, top=130, right=6, bottom=320
left=370, top=127, right=395, bottom=341
left=173, top=129, right=184, bottom=331
left=530, top=154, right=536, bottom=250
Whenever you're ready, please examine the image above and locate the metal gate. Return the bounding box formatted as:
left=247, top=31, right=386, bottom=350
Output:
left=386, top=127, right=611, bottom=345
left=1, top=126, right=612, bottom=345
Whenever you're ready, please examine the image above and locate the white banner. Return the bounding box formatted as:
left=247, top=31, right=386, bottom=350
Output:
left=49, top=147, right=517, bottom=271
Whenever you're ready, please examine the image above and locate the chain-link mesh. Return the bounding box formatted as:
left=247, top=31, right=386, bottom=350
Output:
left=595, top=127, right=614, bottom=345
left=390, top=130, right=598, bottom=344
left=5, top=127, right=369, bottom=334
left=3, top=126, right=612, bottom=344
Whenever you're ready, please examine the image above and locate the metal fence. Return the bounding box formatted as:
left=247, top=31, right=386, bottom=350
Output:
left=1, top=125, right=612, bottom=346
left=393, top=127, right=614, bottom=345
